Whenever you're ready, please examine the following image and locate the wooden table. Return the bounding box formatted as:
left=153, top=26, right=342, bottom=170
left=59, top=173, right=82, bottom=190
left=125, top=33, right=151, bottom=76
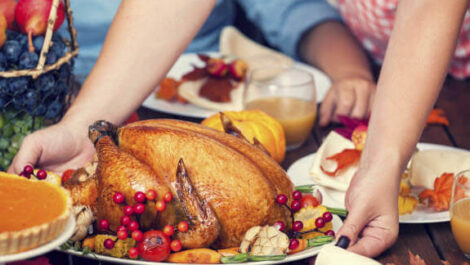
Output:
left=47, top=78, right=469, bottom=265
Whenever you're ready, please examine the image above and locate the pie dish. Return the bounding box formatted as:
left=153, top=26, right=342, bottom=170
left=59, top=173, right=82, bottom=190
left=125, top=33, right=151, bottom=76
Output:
left=0, top=172, right=72, bottom=255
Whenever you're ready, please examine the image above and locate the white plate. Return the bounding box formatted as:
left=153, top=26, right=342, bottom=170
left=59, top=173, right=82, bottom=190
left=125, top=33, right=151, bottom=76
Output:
left=287, top=143, right=468, bottom=224
left=0, top=216, right=76, bottom=264
left=142, top=53, right=331, bottom=119
left=60, top=215, right=342, bottom=265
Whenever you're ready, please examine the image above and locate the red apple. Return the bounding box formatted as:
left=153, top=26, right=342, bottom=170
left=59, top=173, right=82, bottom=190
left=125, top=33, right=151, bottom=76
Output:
left=228, top=59, right=248, bottom=80
left=0, top=0, right=16, bottom=30
left=15, top=0, right=65, bottom=52
left=206, top=58, right=228, bottom=77
left=0, top=14, right=7, bottom=48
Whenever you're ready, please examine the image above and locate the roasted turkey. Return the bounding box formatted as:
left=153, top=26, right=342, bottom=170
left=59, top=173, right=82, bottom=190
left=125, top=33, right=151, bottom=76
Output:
left=65, top=119, right=294, bottom=249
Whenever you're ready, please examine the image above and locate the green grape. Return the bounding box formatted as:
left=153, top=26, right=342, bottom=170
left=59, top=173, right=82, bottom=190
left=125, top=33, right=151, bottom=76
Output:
left=0, top=158, right=10, bottom=170
left=0, top=138, right=8, bottom=150
left=4, top=152, right=14, bottom=160
left=2, top=124, right=13, bottom=138
left=0, top=115, right=4, bottom=130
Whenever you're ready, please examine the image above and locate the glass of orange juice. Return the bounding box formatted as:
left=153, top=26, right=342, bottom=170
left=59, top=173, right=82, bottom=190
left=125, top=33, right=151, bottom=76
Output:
left=450, top=169, right=470, bottom=259
left=244, top=67, right=316, bottom=150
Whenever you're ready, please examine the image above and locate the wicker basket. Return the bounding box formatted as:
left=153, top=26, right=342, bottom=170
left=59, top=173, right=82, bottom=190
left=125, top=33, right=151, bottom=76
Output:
left=0, top=0, right=79, bottom=170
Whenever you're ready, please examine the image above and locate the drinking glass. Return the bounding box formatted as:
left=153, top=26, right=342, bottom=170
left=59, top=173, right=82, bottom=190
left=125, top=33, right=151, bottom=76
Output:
left=450, top=169, right=470, bottom=258
left=244, top=67, right=316, bottom=150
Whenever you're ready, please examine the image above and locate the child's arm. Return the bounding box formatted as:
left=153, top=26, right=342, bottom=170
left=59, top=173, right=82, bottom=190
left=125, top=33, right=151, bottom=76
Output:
left=336, top=0, right=468, bottom=257
left=299, top=21, right=376, bottom=125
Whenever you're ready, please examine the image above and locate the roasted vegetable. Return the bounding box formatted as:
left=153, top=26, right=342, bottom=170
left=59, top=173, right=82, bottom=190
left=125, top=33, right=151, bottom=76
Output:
left=166, top=248, right=221, bottom=264
left=94, top=235, right=135, bottom=258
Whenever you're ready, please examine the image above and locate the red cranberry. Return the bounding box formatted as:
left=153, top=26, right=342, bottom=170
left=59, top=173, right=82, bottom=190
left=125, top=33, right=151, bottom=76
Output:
left=291, top=200, right=301, bottom=212
left=23, top=165, right=34, bottom=175
left=133, top=203, right=145, bottom=215
left=117, top=225, right=127, bottom=232
left=131, top=230, right=144, bottom=242
left=146, top=190, right=157, bottom=201
left=123, top=205, right=134, bottom=216
left=273, top=221, right=285, bottom=231
left=113, top=192, right=125, bottom=204
left=323, top=212, right=333, bottom=222
left=98, top=219, right=109, bottom=230
left=117, top=230, right=128, bottom=240
left=103, top=238, right=115, bottom=249
left=128, top=220, right=139, bottom=232
left=128, top=247, right=139, bottom=259
left=120, top=216, right=130, bottom=226
left=155, top=200, right=166, bottom=212
left=292, top=190, right=302, bottom=200
left=134, top=191, right=146, bottom=203
left=292, top=221, right=303, bottom=232
left=315, top=217, right=325, bottom=228
left=163, top=192, right=173, bottom=203
left=36, top=169, right=47, bottom=180
left=325, top=230, right=335, bottom=237
left=276, top=194, right=288, bottom=205
left=289, top=238, right=299, bottom=250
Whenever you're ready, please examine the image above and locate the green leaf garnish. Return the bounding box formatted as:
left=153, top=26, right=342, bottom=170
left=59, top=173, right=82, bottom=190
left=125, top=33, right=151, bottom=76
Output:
left=326, top=206, right=348, bottom=217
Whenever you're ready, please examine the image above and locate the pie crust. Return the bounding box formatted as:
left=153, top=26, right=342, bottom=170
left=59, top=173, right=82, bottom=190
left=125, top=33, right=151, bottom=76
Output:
left=0, top=172, right=72, bottom=255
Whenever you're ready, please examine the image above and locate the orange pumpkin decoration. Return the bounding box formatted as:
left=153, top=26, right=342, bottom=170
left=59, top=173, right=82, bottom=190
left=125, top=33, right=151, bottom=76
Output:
left=202, top=110, right=286, bottom=163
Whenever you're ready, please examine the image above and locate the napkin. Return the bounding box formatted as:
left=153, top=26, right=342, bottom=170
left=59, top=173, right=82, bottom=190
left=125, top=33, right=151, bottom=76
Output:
left=310, top=131, right=357, bottom=191
left=316, top=245, right=381, bottom=265
left=219, top=26, right=294, bottom=70
left=409, top=149, right=470, bottom=189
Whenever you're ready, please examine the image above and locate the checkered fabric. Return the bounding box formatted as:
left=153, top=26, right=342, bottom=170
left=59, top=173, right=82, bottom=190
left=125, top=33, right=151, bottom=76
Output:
left=335, top=0, right=470, bottom=79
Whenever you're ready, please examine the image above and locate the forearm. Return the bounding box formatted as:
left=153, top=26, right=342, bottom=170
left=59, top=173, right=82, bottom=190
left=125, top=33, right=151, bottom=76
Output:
left=360, top=0, right=468, bottom=176
left=63, top=0, right=215, bottom=129
left=299, top=21, right=373, bottom=81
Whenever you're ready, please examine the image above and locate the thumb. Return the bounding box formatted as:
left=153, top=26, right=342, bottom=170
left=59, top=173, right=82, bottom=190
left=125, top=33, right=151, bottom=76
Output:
left=335, top=206, right=369, bottom=249
left=8, top=135, right=42, bottom=174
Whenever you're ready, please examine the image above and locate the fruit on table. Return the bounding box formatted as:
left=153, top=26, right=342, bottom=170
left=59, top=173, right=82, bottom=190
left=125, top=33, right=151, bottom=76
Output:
left=0, top=14, right=7, bottom=48
left=64, top=119, right=293, bottom=249
left=15, top=0, right=65, bottom=52
left=0, top=172, right=72, bottom=255
left=0, top=0, right=15, bottom=30
left=202, top=110, right=286, bottom=163
left=167, top=248, right=222, bottom=264
left=137, top=230, right=171, bottom=262
left=239, top=225, right=290, bottom=256
left=300, top=194, right=320, bottom=208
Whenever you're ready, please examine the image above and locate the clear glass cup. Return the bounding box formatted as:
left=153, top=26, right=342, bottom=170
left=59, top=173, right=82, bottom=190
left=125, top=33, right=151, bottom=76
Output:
left=244, top=67, right=316, bottom=150
left=450, top=169, right=470, bottom=259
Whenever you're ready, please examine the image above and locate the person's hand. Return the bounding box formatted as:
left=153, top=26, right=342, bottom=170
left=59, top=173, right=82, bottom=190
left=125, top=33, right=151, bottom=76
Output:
left=319, top=76, right=376, bottom=126
left=8, top=121, right=95, bottom=174
left=334, top=167, right=399, bottom=257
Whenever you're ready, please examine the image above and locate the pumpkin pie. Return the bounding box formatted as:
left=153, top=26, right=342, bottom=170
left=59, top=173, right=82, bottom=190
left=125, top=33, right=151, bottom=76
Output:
left=0, top=172, right=72, bottom=255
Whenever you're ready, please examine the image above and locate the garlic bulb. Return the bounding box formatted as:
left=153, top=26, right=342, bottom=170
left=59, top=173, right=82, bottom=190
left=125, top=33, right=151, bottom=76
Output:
left=240, top=225, right=289, bottom=256
left=70, top=205, right=95, bottom=241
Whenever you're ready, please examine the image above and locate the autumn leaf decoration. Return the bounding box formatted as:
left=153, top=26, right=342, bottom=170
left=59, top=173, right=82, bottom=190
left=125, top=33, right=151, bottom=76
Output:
left=321, top=116, right=368, bottom=177
left=320, top=149, right=362, bottom=177
left=426, top=108, right=450, bottom=126
left=419, top=173, right=468, bottom=211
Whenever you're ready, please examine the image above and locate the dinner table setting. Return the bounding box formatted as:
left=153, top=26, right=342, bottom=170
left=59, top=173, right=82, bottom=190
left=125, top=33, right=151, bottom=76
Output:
left=1, top=0, right=470, bottom=265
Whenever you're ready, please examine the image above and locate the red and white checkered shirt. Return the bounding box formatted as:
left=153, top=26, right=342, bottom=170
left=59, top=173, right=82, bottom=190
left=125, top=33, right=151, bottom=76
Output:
left=333, top=0, right=470, bottom=79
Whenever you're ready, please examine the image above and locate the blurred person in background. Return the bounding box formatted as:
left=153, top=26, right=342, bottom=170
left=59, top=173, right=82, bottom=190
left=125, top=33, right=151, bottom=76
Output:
left=71, top=0, right=376, bottom=124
